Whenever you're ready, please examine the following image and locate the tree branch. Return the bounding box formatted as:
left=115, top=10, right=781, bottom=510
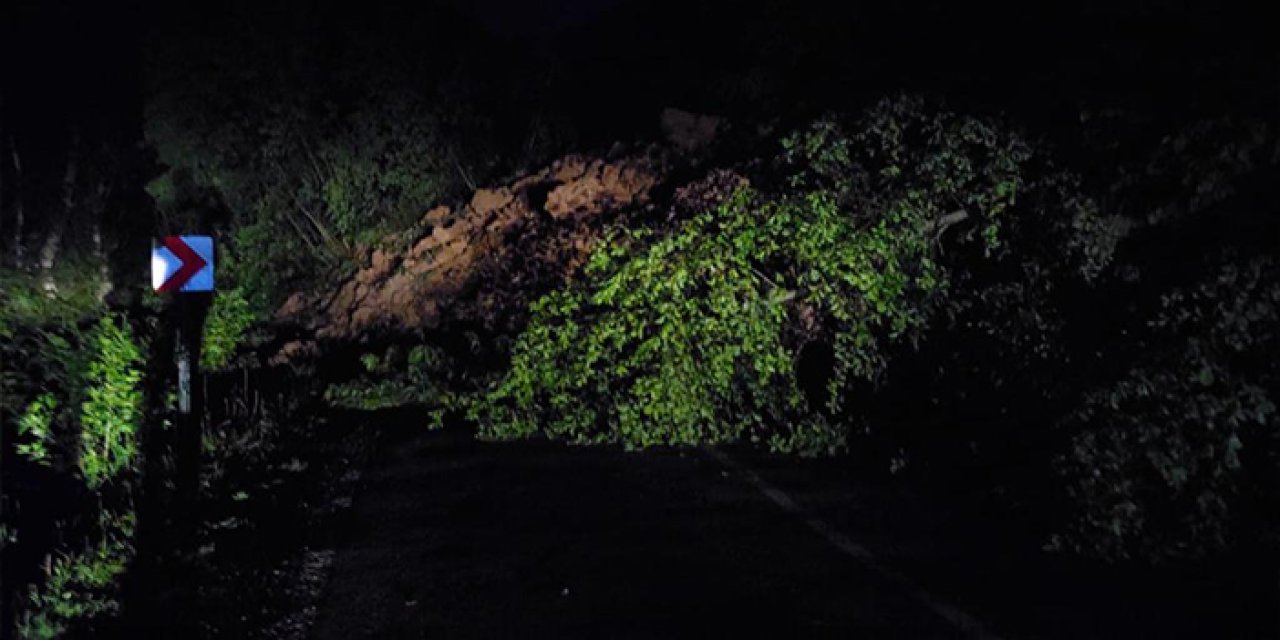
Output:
left=924, top=209, right=969, bottom=236
left=750, top=266, right=798, bottom=303
left=925, top=209, right=969, bottom=254
left=452, top=155, right=478, bottom=192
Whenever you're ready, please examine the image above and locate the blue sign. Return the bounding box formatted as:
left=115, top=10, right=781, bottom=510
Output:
left=152, top=235, right=214, bottom=293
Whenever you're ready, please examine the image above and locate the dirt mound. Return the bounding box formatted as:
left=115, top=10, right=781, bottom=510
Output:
left=279, top=112, right=742, bottom=341
left=291, top=153, right=660, bottom=338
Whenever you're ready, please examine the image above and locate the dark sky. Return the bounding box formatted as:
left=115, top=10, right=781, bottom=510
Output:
left=451, top=0, right=626, bottom=37
left=2, top=0, right=1275, bottom=152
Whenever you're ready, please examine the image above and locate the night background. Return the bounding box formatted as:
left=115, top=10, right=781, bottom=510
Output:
left=1, top=0, right=1277, bottom=637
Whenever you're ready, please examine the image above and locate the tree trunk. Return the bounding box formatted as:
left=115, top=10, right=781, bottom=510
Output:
left=91, top=220, right=107, bottom=300
left=39, top=129, right=78, bottom=297
left=9, top=137, right=22, bottom=268
left=91, top=182, right=113, bottom=302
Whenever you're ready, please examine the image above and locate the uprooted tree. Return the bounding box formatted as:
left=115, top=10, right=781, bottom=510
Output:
left=466, top=96, right=1120, bottom=453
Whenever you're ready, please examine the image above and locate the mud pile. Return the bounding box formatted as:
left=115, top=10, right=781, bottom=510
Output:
left=275, top=109, right=742, bottom=343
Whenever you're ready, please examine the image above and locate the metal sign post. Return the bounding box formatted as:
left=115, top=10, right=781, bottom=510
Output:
left=152, top=235, right=215, bottom=540
left=152, top=234, right=214, bottom=412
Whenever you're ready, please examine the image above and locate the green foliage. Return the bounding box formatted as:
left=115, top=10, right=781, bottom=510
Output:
left=5, top=323, right=92, bottom=474
left=15, top=511, right=136, bottom=640
left=1053, top=256, right=1280, bottom=561
left=4, top=314, right=146, bottom=635
left=325, top=344, right=464, bottom=426
left=469, top=189, right=828, bottom=451
left=150, top=91, right=464, bottom=313
left=325, top=378, right=429, bottom=412
left=0, top=264, right=105, bottom=328
left=315, top=92, right=457, bottom=240
left=143, top=19, right=479, bottom=313
left=1092, top=112, right=1277, bottom=225
left=465, top=97, right=1106, bottom=454
left=5, top=315, right=145, bottom=485
left=202, top=287, right=258, bottom=370
left=16, top=393, right=58, bottom=465
left=77, top=316, right=145, bottom=488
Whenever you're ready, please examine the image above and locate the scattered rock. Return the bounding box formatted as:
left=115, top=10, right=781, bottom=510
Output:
left=269, top=340, right=321, bottom=367
left=276, top=292, right=314, bottom=322
left=359, top=249, right=399, bottom=284
left=420, top=205, right=450, bottom=228
left=544, top=157, right=657, bottom=219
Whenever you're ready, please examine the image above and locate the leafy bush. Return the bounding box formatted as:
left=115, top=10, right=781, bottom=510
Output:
left=1053, top=256, right=1280, bottom=561
left=1089, top=112, right=1277, bottom=225
left=8, top=330, right=91, bottom=474
left=6, top=315, right=146, bottom=635
left=15, top=511, right=135, bottom=640
left=16, top=394, right=58, bottom=465
left=12, top=316, right=145, bottom=485
left=201, top=286, right=258, bottom=371
left=77, top=316, right=145, bottom=489
left=466, top=97, right=1113, bottom=454
left=325, top=344, right=465, bottom=426
left=0, top=263, right=105, bottom=328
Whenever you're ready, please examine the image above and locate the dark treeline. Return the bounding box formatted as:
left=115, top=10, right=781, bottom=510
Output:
left=2, top=0, right=1274, bottom=286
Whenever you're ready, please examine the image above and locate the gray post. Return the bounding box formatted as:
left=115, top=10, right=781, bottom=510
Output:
left=177, top=335, right=192, bottom=414
left=173, top=292, right=210, bottom=545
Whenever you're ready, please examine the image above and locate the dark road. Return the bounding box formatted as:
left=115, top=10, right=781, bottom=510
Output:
left=311, top=424, right=1277, bottom=639
left=310, top=426, right=972, bottom=639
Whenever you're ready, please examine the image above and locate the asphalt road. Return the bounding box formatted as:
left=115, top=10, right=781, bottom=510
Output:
left=311, top=424, right=1278, bottom=639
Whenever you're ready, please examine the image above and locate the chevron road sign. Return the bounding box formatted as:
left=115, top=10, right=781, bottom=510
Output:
left=151, top=235, right=217, bottom=527
left=152, top=235, right=214, bottom=293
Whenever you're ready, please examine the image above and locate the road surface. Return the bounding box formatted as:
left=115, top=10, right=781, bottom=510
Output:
left=310, top=424, right=1276, bottom=639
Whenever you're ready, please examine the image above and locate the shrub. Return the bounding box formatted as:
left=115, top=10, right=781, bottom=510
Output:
left=0, top=263, right=105, bottom=328
left=7, top=315, right=146, bottom=635
left=325, top=343, right=465, bottom=427
left=15, top=511, right=135, bottom=640
left=13, top=316, right=147, bottom=485
left=201, top=286, right=258, bottom=371
left=9, top=327, right=91, bottom=474
left=16, top=394, right=58, bottom=466
left=77, top=316, right=145, bottom=489
left=1052, top=256, right=1280, bottom=561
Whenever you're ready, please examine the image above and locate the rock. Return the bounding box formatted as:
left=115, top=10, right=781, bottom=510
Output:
left=276, top=292, right=313, bottom=321
left=420, top=205, right=451, bottom=227
left=269, top=339, right=320, bottom=366
left=358, top=249, right=399, bottom=284
left=544, top=157, right=658, bottom=219
left=468, top=188, right=514, bottom=214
